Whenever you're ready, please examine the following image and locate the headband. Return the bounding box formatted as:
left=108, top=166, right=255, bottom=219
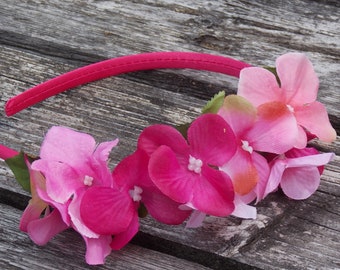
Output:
left=1, top=52, right=336, bottom=265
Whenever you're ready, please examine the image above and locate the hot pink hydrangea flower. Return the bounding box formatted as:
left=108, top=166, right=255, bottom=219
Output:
left=26, top=126, right=121, bottom=265
left=138, top=113, right=236, bottom=217
left=260, top=147, right=335, bottom=200
left=80, top=149, right=192, bottom=250
left=238, top=53, right=336, bottom=148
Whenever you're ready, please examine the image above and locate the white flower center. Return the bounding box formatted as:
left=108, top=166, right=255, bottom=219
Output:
left=241, top=140, right=253, bottom=154
left=188, top=155, right=203, bottom=174
left=84, top=175, right=94, bottom=186
left=129, top=186, right=143, bottom=202
left=286, top=104, right=294, bottom=113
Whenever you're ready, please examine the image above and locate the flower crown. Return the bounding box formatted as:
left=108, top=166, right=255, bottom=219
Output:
left=1, top=52, right=336, bottom=265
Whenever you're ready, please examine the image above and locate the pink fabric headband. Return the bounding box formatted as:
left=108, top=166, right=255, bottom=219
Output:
left=1, top=52, right=336, bottom=265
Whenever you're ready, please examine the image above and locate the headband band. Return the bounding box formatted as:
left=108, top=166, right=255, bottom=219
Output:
left=1, top=52, right=336, bottom=265
left=5, top=52, right=250, bottom=116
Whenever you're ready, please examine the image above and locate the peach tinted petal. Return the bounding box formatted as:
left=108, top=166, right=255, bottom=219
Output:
left=276, top=53, right=318, bottom=106
left=295, top=101, right=337, bottom=142
left=218, top=95, right=256, bottom=137
left=238, top=67, right=282, bottom=107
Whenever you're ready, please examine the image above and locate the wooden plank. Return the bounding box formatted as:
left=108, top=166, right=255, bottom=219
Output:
left=0, top=203, right=213, bottom=270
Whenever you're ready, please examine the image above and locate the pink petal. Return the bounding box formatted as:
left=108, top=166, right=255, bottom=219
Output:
left=192, top=167, right=235, bottom=217
left=32, top=159, right=83, bottom=204
left=188, top=114, right=236, bottom=166
left=148, top=145, right=194, bottom=203
left=185, top=211, right=207, bottom=228
left=110, top=213, right=139, bottom=250
left=286, top=152, right=335, bottom=168
left=80, top=186, right=134, bottom=235
left=221, top=148, right=259, bottom=195
left=246, top=102, right=299, bottom=153
left=231, top=195, right=257, bottom=219
left=217, top=95, right=257, bottom=137
left=295, top=101, right=337, bottom=142
left=69, top=189, right=100, bottom=238
left=142, top=186, right=192, bottom=225
left=280, top=167, right=320, bottom=200
left=237, top=67, right=283, bottom=107
left=263, top=159, right=287, bottom=199
left=27, top=209, right=68, bottom=245
left=93, top=139, right=119, bottom=162
left=39, top=126, right=96, bottom=167
left=20, top=200, right=47, bottom=232
left=251, top=152, right=270, bottom=202
left=294, top=125, right=308, bottom=149
left=276, top=53, right=318, bottom=106
left=83, top=235, right=112, bottom=265
left=138, top=124, right=189, bottom=156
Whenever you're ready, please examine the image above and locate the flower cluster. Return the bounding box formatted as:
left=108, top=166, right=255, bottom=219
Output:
left=5, top=53, right=336, bottom=265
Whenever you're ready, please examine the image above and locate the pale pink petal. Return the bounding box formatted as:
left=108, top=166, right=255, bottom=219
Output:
left=32, top=159, right=83, bottom=203
left=295, top=101, right=337, bottom=142
left=149, top=145, right=194, bottom=203
left=217, top=95, right=257, bottom=137
left=220, top=148, right=258, bottom=195
left=185, top=211, right=207, bottom=228
left=138, top=124, right=189, bottom=156
left=188, top=114, right=236, bottom=166
left=83, top=235, right=112, bottom=265
left=192, top=167, right=234, bottom=217
left=80, top=186, right=134, bottom=235
left=280, top=167, right=320, bottom=200
left=263, top=159, right=287, bottom=199
left=231, top=195, right=257, bottom=219
left=27, top=209, right=68, bottom=245
left=142, top=186, right=192, bottom=225
left=69, top=189, right=99, bottom=238
left=246, top=102, right=299, bottom=154
left=294, top=125, right=308, bottom=149
left=251, top=152, right=270, bottom=202
left=93, top=139, right=119, bottom=162
left=110, top=214, right=139, bottom=250
left=39, top=126, right=96, bottom=166
left=286, top=152, right=335, bottom=168
left=276, top=53, right=318, bottom=106
left=237, top=67, right=283, bottom=107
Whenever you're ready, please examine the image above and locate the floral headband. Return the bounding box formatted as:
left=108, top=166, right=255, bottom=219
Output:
left=1, top=52, right=336, bottom=265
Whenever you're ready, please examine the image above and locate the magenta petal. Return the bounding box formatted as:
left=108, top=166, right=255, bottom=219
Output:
left=27, top=209, right=68, bottom=245
left=20, top=201, right=47, bottom=232
left=295, top=101, right=337, bottom=142
left=142, top=186, right=192, bottom=225
left=138, top=124, right=188, bottom=156
left=113, top=149, right=152, bottom=189
left=83, top=235, right=112, bottom=265
left=276, top=53, right=318, bottom=106
left=149, top=145, right=194, bottom=203
left=238, top=67, right=283, bottom=107
left=192, top=167, right=234, bottom=217
left=80, top=186, right=134, bottom=235
left=188, top=114, right=236, bottom=166
left=39, top=126, right=96, bottom=166
left=110, top=213, right=139, bottom=250
left=280, top=167, right=320, bottom=200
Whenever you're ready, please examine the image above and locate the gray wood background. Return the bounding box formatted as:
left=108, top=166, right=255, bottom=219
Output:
left=0, top=0, right=339, bottom=269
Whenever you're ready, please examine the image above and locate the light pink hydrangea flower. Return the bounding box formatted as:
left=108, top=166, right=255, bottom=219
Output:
left=260, top=147, right=335, bottom=200
left=25, top=126, right=120, bottom=265
left=238, top=53, right=336, bottom=148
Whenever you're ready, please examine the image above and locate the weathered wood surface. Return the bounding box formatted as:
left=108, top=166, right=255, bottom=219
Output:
left=0, top=0, right=339, bottom=269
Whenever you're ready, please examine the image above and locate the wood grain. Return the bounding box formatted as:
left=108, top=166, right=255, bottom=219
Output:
left=0, top=0, right=339, bottom=269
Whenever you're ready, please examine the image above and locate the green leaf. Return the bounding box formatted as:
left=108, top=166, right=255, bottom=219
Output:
left=5, top=152, right=31, bottom=193
left=264, top=66, right=281, bottom=86
left=175, top=122, right=191, bottom=140
left=201, top=91, right=225, bottom=114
